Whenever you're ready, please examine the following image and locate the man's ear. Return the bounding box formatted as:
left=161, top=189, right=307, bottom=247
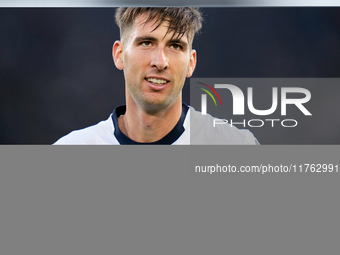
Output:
left=186, top=49, right=197, bottom=77
left=112, top=40, right=124, bottom=70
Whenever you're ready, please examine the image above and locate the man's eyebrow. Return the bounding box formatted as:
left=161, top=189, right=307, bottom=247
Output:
left=134, top=36, right=188, bottom=46
left=134, top=36, right=157, bottom=43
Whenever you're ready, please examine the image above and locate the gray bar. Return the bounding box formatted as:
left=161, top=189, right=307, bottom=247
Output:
left=1, top=3, right=339, bottom=253
left=1, top=145, right=339, bottom=255
left=1, top=0, right=340, bottom=7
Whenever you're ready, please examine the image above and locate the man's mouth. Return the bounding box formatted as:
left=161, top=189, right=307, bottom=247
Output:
left=146, top=78, right=168, bottom=86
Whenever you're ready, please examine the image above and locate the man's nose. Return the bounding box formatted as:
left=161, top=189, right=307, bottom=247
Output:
left=150, top=47, right=169, bottom=70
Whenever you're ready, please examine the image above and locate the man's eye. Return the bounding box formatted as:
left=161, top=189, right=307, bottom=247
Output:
left=141, top=41, right=152, bottom=46
left=171, top=44, right=182, bottom=50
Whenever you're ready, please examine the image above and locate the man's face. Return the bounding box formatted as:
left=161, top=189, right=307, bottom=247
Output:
left=113, top=14, right=196, bottom=111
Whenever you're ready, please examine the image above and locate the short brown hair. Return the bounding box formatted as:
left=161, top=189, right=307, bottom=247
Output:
left=115, top=7, right=203, bottom=45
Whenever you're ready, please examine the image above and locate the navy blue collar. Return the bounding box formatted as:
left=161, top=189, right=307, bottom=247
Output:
left=112, top=104, right=189, bottom=145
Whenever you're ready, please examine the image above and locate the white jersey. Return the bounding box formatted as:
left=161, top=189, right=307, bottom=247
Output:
left=53, top=104, right=259, bottom=145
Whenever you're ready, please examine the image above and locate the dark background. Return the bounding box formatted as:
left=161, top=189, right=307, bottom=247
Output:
left=1, top=8, right=340, bottom=144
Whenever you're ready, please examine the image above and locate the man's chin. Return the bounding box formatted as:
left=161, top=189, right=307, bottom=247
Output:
left=139, top=98, right=174, bottom=115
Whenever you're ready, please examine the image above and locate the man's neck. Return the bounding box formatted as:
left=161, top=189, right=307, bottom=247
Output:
left=118, top=99, right=182, bottom=143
